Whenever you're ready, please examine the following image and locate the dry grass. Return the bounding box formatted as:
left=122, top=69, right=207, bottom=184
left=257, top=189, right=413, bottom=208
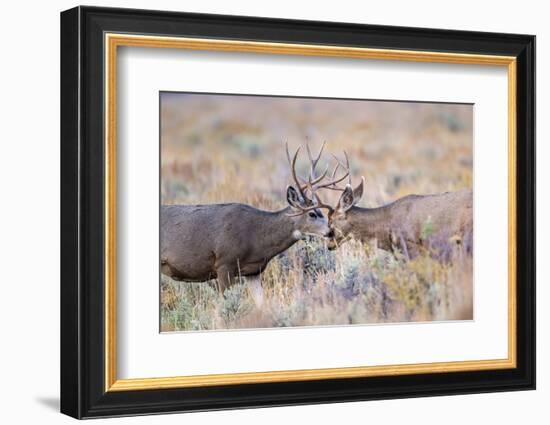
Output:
left=160, top=93, right=473, bottom=331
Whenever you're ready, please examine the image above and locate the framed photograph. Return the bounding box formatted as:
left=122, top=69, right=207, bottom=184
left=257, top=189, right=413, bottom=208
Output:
left=60, top=6, right=535, bottom=419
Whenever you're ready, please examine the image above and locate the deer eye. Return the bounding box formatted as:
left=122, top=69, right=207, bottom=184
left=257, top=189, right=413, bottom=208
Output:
left=308, top=212, right=317, bottom=219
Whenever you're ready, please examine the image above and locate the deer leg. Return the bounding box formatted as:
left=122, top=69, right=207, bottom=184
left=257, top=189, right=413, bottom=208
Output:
left=216, top=265, right=235, bottom=294
left=246, top=275, right=264, bottom=308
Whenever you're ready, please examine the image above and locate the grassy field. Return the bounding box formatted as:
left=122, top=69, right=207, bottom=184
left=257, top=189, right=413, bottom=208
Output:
left=160, top=93, right=473, bottom=331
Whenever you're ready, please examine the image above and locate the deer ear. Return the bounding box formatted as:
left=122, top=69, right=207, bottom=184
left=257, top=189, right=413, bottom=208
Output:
left=352, top=177, right=365, bottom=204
left=286, top=186, right=303, bottom=208
left=337, top=185, right=355, bottom=213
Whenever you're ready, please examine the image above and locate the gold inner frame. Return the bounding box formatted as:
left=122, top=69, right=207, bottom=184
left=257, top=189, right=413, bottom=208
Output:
left=104, top=33, right=517, bottom=392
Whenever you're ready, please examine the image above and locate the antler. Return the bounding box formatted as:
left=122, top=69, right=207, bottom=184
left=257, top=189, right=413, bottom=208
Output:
left=285, top=143, right=309, bottom=203
left=285, top=200, right=327, bottom=217
left=310, top=151, right=351, bottom=192
left=285, top=141, right=359, bottom=216
left=286, top=179, right=335, bottom=217
left=306, top=141, right=329, bottom=186
left=308, top=181, right=334, bottom=214
left=285, top=141, right=336, bottom=216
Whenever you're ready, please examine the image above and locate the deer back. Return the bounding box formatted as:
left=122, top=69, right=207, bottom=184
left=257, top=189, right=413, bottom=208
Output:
left=160, top=203, right=296, bottom=281
left=345, top=189, right=473, bottom=250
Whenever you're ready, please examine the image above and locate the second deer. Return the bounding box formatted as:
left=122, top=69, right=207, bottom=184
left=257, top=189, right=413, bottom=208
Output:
left=311, top=152, right=473, bottom=257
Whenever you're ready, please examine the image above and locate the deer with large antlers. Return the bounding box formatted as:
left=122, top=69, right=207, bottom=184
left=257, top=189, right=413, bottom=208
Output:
left=160, top=143, right=334, bottom=299
left=308, top=151, right=473, bottom=256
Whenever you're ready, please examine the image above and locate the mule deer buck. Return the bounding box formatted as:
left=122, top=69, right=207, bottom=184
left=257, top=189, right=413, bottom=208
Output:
left=161, top=143, right=340, bottom=300
left=313, top=153, right=473, bottom=257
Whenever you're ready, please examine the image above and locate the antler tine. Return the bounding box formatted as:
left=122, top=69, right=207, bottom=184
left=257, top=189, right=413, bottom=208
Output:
left=285, top=202, right=323, bottom=217
left=287, top=177, right=335, bottom=217
left=313, top=152, right=351, bottom=191
left=343, top=150, right=352, bottom=186
left=285, top=142, right=309, bottom=201
left=312, top=189, right=334, bottom=213
left=288, top=141, right=330, bottom=197
left=332, top=151, right=352, bottom=183
left=285, top=141, right=292, bottom=165
left=305, top=140, right=326, bottom=179
left=331, top=161, right=341, bottom=179
left=308, top=164, right=329, bottom=186
left=302, top=140, right=330, bottom=198
left=305, top=179, right=335, bottom=214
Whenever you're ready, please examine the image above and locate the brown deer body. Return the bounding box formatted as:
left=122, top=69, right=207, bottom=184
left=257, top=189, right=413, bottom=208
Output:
left=328, top=186, right=473, bottom=254
left=161, top=202, right=330, bottom=291
left=160, top=144, right=335, bottom=294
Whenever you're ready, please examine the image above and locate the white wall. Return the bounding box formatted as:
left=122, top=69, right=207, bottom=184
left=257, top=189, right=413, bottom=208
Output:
left=0, top=1, right=545, bottom=424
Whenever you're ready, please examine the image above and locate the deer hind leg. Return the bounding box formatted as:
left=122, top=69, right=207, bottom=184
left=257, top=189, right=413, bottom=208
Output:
left=216, top=265, right=236, bottom=294
left=246, top=275, right=264, bottom=308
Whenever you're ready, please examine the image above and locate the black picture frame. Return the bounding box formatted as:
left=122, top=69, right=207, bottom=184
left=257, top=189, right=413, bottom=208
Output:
left=61, top=5, right=535, bottom=419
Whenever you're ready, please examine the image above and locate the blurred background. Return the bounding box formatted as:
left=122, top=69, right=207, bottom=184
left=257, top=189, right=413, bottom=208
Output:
left=161, top=92, right=473, bottom=208
left=160, top=92, right=473, bottom=331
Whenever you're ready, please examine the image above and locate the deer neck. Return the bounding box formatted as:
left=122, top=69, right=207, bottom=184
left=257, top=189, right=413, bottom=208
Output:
left=346, top=205, right=393, bottom=248
left=258, top=207, right=302, bottom=258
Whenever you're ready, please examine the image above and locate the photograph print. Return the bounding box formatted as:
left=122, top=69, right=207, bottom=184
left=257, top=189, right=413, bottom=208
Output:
left=160, top=92, right=473, bottom=332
